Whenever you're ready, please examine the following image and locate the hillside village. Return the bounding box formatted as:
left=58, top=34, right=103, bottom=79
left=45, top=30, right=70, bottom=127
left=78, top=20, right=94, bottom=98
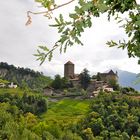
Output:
left=0, top=62, right=51, bottom=91
left=44, top=61, right=119, bottom=97
left=0, top=78, right=18, bottom=88
left=0, top=61, right=138, bottom=98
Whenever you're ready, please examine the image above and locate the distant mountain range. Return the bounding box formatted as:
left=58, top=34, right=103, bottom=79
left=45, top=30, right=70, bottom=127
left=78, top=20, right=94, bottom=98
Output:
left=115, top=69, right=140, bottom=91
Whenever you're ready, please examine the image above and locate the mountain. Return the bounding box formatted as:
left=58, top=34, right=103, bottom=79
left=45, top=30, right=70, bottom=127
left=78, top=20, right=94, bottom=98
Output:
left=115, top=69, right=140, bottom=91
left=0, top=62, right=52, bottom=91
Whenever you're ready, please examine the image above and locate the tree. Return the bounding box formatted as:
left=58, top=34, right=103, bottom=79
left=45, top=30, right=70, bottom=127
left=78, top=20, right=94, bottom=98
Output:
left=27, top=0, right=140, bottom=64
left=79, top=68, right=91, bottom=90
left=96, top=72, right=101, bottom=81
left=51, top=74, right=62, bottom=89
left=51, top=75, right=72, bottom=90
left=108, top=79, right=120, bottom=91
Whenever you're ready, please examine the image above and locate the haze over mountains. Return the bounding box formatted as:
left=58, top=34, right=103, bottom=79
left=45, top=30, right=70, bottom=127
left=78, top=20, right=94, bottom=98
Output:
left=116, top=69, right=140, bottom=91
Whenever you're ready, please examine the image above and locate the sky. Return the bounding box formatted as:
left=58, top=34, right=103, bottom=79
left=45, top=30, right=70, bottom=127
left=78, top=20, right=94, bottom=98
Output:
left=0, top=0, right=140, bottom=77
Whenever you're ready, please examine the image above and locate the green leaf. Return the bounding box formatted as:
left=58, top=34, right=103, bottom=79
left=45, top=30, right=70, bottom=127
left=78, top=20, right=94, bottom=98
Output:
left=75, top=6, right=82, bottom=14
left=59, top=14, right=64, bottom=23
left=69, top=14, right=79, bottom=19
left=49, top=24, right=60, bottom=27
left=135, top=20, right=140, bottom=26
left=86, top=18, right=92, bottom=28
left=58, top=26, right=65, bottom=33
left=79, top=0, right=85, bottom=6
left=55, top=18, right=60, bottom=25
left=60, top=35, right=68, bottom=44
left=97, top=3, right=108, bottom=13
left=38, top=46, right=49, bottom=51
left=48, top=52, right=53, bottom=61
left=82, top=2, right=93, bottom=11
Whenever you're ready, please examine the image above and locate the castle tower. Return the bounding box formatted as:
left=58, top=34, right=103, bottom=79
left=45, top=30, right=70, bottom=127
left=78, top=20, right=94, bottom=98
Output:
left=64, top=61, right=74, bottom=79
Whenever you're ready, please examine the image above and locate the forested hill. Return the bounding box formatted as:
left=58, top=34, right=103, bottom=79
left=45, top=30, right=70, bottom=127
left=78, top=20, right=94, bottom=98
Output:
left=0, top=62, right=52, bottom=91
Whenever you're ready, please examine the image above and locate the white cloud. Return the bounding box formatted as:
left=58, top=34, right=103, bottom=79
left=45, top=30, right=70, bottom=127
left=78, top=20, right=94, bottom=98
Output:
left=0, top=0, right=139, bottom=77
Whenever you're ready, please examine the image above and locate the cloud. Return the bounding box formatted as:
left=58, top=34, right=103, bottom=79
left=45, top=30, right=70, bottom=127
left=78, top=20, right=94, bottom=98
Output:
left=0, top=0, right=139, bottom=77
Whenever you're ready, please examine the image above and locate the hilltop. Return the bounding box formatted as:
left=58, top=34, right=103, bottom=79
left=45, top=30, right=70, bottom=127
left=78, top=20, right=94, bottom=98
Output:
left=0, top=62, right=52, bottom=91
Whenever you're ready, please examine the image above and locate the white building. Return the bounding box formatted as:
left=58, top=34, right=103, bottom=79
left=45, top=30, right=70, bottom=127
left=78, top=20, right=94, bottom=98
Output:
left=8, top=82, right=17, bottom=88
left=0, top=83, right=6, bottom=88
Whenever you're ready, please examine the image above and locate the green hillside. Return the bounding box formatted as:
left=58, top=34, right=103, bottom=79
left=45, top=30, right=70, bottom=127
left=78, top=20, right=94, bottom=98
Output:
left=41, top=99, right=91, bottom=126
left=0, top=62, right=52, bottom=91
left=0, top=87, right=37, bottom=97
left=0, top=79, right=9, bottom=84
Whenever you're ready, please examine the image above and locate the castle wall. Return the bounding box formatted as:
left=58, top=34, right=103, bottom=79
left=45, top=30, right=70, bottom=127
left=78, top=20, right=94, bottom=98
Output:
left=106, top=75, right=118, bottom=83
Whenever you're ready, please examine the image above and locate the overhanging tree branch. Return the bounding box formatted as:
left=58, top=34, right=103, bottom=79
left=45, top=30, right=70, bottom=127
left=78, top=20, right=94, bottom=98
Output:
left=26, top=0, right=75, bottom=25
left=27, top=0, right=140, bottom=65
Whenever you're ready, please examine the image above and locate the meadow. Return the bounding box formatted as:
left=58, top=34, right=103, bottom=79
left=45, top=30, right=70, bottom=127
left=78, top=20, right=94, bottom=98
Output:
left=41, top=99, right=91, bottom=127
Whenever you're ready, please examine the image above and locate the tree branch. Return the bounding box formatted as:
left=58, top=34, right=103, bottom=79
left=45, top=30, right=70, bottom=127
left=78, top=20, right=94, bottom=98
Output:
left=26, top=0, right=75, bottom=25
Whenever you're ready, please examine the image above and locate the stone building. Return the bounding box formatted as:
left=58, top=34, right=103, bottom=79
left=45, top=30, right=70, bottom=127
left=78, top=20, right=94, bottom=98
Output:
left=64, top=61, right=118, bottom=94
left=43, top=86, right=54, bottom=96
left=98, top=70, right=118, bottom=83
left=64, top=61, right=75, bottom=79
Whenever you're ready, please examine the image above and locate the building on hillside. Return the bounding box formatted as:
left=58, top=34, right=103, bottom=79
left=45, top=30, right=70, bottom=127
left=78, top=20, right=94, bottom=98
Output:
left=0, top=83, right=6, bottom=88
left=63, top=61, right=118, bottom=96
left=43, top=86, right=54, bottom=96
left=102, top=85, right=114, bottom=92
left=98, top=70, right=118, bottom=83
left=64, top=61, right=75, bottom=79
left=8, top=82, right=17, bottom=88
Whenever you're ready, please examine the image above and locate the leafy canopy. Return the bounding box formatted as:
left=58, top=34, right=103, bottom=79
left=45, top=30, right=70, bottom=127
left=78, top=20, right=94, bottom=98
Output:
left=27, top=0, right=140, bottom=64
left=79, top=68, right=91, bottom=90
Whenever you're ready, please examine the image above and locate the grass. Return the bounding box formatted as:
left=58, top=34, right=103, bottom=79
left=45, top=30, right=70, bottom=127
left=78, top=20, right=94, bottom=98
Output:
left=41, top=99, right=91, bottom=127
left=0, top=79, right=9, bottom=84
left=0, top=88, right=39, bottom=97
left=0, top=87, right=91, bottom=127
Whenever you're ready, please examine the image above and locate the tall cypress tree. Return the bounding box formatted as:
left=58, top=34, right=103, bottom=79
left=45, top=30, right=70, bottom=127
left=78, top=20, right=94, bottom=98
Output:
left=79, top=68, right=91, bottom=90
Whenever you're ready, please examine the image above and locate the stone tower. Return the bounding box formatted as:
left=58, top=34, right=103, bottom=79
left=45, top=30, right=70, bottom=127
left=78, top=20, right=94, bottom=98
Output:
left=64, top=61, right=74, bottom=79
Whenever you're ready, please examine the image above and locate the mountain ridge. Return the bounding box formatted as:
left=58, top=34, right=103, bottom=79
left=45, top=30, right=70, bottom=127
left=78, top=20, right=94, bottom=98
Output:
left=113, top=68, right=140, bottom=91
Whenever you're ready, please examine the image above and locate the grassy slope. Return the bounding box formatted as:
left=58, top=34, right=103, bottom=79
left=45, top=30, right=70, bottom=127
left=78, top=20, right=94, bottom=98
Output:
left=41, top=99, right=91, bottom=127
left=0, top=88, right=91, bottom=127
left=0, top=88, right=39, bottom=97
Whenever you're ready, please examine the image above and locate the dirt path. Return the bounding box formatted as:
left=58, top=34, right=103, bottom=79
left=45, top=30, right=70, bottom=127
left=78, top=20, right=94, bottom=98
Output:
left=130, top=96, right=140, bottom=99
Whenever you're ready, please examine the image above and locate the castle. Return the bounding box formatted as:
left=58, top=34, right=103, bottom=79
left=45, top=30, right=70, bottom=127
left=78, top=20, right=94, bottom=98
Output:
left=64, top=61, right=118, bottom=93
left=64, top=61, right=118, bottom=82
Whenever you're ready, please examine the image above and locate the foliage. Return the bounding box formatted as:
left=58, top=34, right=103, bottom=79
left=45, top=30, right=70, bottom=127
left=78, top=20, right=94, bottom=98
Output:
left=96, top=72, right=101, bottom=81
left=0, top=102, right=41, bottom=140
left=0, top=79, right=9, bottom=84
left=1, top=86, right=140, bottom=139
left=41, top=99, right=91, bottom=127
left=78, top=93, right=140, bottom=139
left=0, top=62, right=52, bottom=91
left=121, top=86, right=138, bottom=94
left=0, top=92, right=47, bottom=115
left=108, top=79, right=120, bottom=91
left=29, top=0, right=140, bottom=64
left=0, top=82, right=92, bottom=139
left=51, top=74, right=72, bottom=90
left=79, top=68, right=91, bottom=90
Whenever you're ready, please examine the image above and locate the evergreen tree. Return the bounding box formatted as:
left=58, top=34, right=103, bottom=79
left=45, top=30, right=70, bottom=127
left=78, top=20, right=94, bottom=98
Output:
left=79, top=68, right=91, bottom=90
left=51, top=75, right=62, bottom=89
